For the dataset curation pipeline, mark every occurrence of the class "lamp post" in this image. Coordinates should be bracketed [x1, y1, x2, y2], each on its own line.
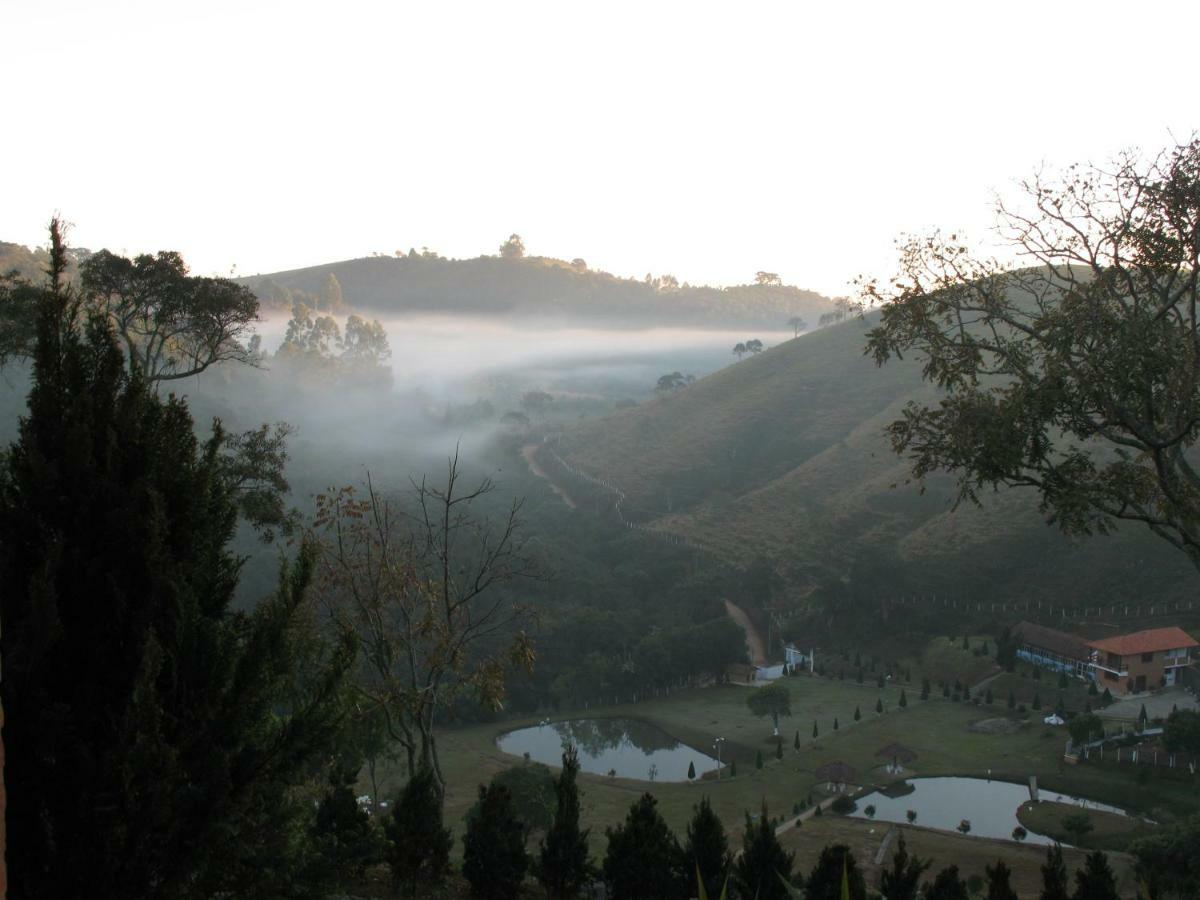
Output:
[713, 737, 725, 779]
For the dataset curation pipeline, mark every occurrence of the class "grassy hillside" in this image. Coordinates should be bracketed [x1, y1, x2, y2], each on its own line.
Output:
[245, 253, 835, 328]
[553, 312, 1200, 611]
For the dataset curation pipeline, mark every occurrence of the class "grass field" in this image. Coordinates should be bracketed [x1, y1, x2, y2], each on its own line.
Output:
[777, 815, 1140, 899]
[422, 673, 1196, 864]
[1015, 800, 1158, 853]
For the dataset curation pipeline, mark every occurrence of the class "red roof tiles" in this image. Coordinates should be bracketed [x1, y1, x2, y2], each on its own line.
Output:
[1087, 627, 1198, 657]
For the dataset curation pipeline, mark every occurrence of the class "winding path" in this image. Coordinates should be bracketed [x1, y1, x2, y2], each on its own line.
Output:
[521, 443, 577, 509]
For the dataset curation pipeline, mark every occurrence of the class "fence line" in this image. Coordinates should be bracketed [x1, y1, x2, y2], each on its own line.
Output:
[538, 437, 712, 553]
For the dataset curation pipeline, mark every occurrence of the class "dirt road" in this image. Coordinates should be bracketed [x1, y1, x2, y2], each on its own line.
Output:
[521, 444, 577, 509]
[725, 599, 767, 666]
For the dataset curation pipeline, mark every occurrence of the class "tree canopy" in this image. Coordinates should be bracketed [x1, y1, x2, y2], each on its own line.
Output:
[865, 139, 1200, 569]
[500, 233, 526, 259]
[0, 220, 352, 897]
[79, 246, 260, 382]
[746, 681, 792, 733]
[1164, 708, 1200, 754]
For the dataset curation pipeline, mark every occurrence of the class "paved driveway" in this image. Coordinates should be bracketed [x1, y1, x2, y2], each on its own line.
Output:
[1103, 686, 1198, 720]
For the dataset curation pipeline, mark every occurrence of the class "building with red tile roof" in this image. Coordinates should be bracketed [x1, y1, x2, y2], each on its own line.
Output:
[1088, 627, 1198, 695]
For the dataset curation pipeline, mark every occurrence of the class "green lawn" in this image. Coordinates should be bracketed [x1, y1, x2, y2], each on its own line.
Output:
[1015, 800, 1158, 854]
[986, 668, 1095, 713]
[422, 674, 1196, 860]
[779, 816, 1139, 899]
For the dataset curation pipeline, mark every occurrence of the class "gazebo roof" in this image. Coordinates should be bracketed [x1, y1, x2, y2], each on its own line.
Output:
[876, 742, 918, 763]
[814, 761, 857, 783]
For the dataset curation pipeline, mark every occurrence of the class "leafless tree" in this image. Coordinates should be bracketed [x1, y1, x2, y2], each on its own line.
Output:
[312, 452, 539, 793]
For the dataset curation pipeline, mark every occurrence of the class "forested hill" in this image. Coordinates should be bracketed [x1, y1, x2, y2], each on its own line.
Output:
[551, 312, 1199, 610]
[245, 253, 836, 328]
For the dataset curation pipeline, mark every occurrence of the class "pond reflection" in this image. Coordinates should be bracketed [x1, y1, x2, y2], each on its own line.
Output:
[497, 718, 720, 782]
[853, 777, 1128, 845]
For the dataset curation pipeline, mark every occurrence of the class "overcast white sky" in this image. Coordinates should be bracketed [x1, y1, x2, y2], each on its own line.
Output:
[3, 0, 1197, 297]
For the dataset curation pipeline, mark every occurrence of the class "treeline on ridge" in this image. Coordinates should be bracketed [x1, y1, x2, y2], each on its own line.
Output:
[246, 245, 835, 329]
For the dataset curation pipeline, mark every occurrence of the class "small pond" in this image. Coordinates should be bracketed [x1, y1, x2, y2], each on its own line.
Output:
[497, 718, 720, 782]
[852, 776, 1128, 846]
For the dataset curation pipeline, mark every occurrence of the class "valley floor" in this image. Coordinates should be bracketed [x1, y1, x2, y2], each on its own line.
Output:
[388, 671, 1192, 897]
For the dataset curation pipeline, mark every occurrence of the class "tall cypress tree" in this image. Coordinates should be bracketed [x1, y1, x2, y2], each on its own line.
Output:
[805, 844, 866, 900]
[986, 860, 1019, 900]
[308, 765, 384, 888]
[0, 221, 352, 898]
[684, 796, 732, 900]
[602, 793, 687, 900]
[1040, 843, 1070, 900]
[879, 834, 930, 900]
[1071, 850, 1120, 900]
[536, 745, 593, 898]
[734, 802, 796, 900]
[386, 764, 453, 896]
[462, 783, 529, 900]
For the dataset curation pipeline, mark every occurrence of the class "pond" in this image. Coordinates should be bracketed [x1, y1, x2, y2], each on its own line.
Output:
[852, 776, 1128, 846]
[497, 718, 721, 782]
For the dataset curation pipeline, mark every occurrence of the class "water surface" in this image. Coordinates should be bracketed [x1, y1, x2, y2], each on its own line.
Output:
[497, 718, 720, 782]
[852, 776, 1127, 845]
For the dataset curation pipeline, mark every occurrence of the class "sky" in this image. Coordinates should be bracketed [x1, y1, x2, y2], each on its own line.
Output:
[3, 0, 1198, 297]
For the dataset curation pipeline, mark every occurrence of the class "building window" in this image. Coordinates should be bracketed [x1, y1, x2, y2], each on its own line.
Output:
[1141, 652, 1154, 663]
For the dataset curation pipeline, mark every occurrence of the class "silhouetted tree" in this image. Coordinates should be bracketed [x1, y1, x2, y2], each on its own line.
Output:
[684, 797, 732, 900]
[657, 371, 688, 391]
[78, 245, 261, 383]
[734, 802, 795, 900]
[0, 220, 353, 898]
[602, 794, 687, 900]
[463, 783, 530, 900]
[924, 865, 970, 900]
[755, 271, 782, 286]
[308, 765, 385, 888]
[386, 766, 453, 896]
[486, 763, 556, 843]
[1071, 850, 1121, 900]
[500, 233, 526, 258]
[879, 834, 930, 900]
[1164, 708, 1200, 754]
[865, 139, 1200, 571]
[1040, 843, 1070, 900]
[536, 747, 592, 899]
[788, 315, 807, 336]
[805, 844, 866, 900]
[985, 860, 1018, 900]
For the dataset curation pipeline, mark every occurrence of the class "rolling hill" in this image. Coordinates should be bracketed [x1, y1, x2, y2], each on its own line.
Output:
[245, 253, 836, 328]
[551, 312, 1200, 610]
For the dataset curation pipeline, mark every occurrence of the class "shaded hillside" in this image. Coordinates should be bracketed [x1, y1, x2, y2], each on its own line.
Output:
[246, 253, 835, 328]
[554, 313, 1200, 608]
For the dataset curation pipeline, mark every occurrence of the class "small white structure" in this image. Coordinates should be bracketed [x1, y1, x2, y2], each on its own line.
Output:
[1043, 713, 1066, 726]
[784, 643, 815, 672]
[755, 663, 786, 682]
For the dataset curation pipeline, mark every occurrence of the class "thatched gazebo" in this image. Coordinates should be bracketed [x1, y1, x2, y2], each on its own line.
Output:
[877, 742, 918, 774]
[814, 761, 857, 792]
